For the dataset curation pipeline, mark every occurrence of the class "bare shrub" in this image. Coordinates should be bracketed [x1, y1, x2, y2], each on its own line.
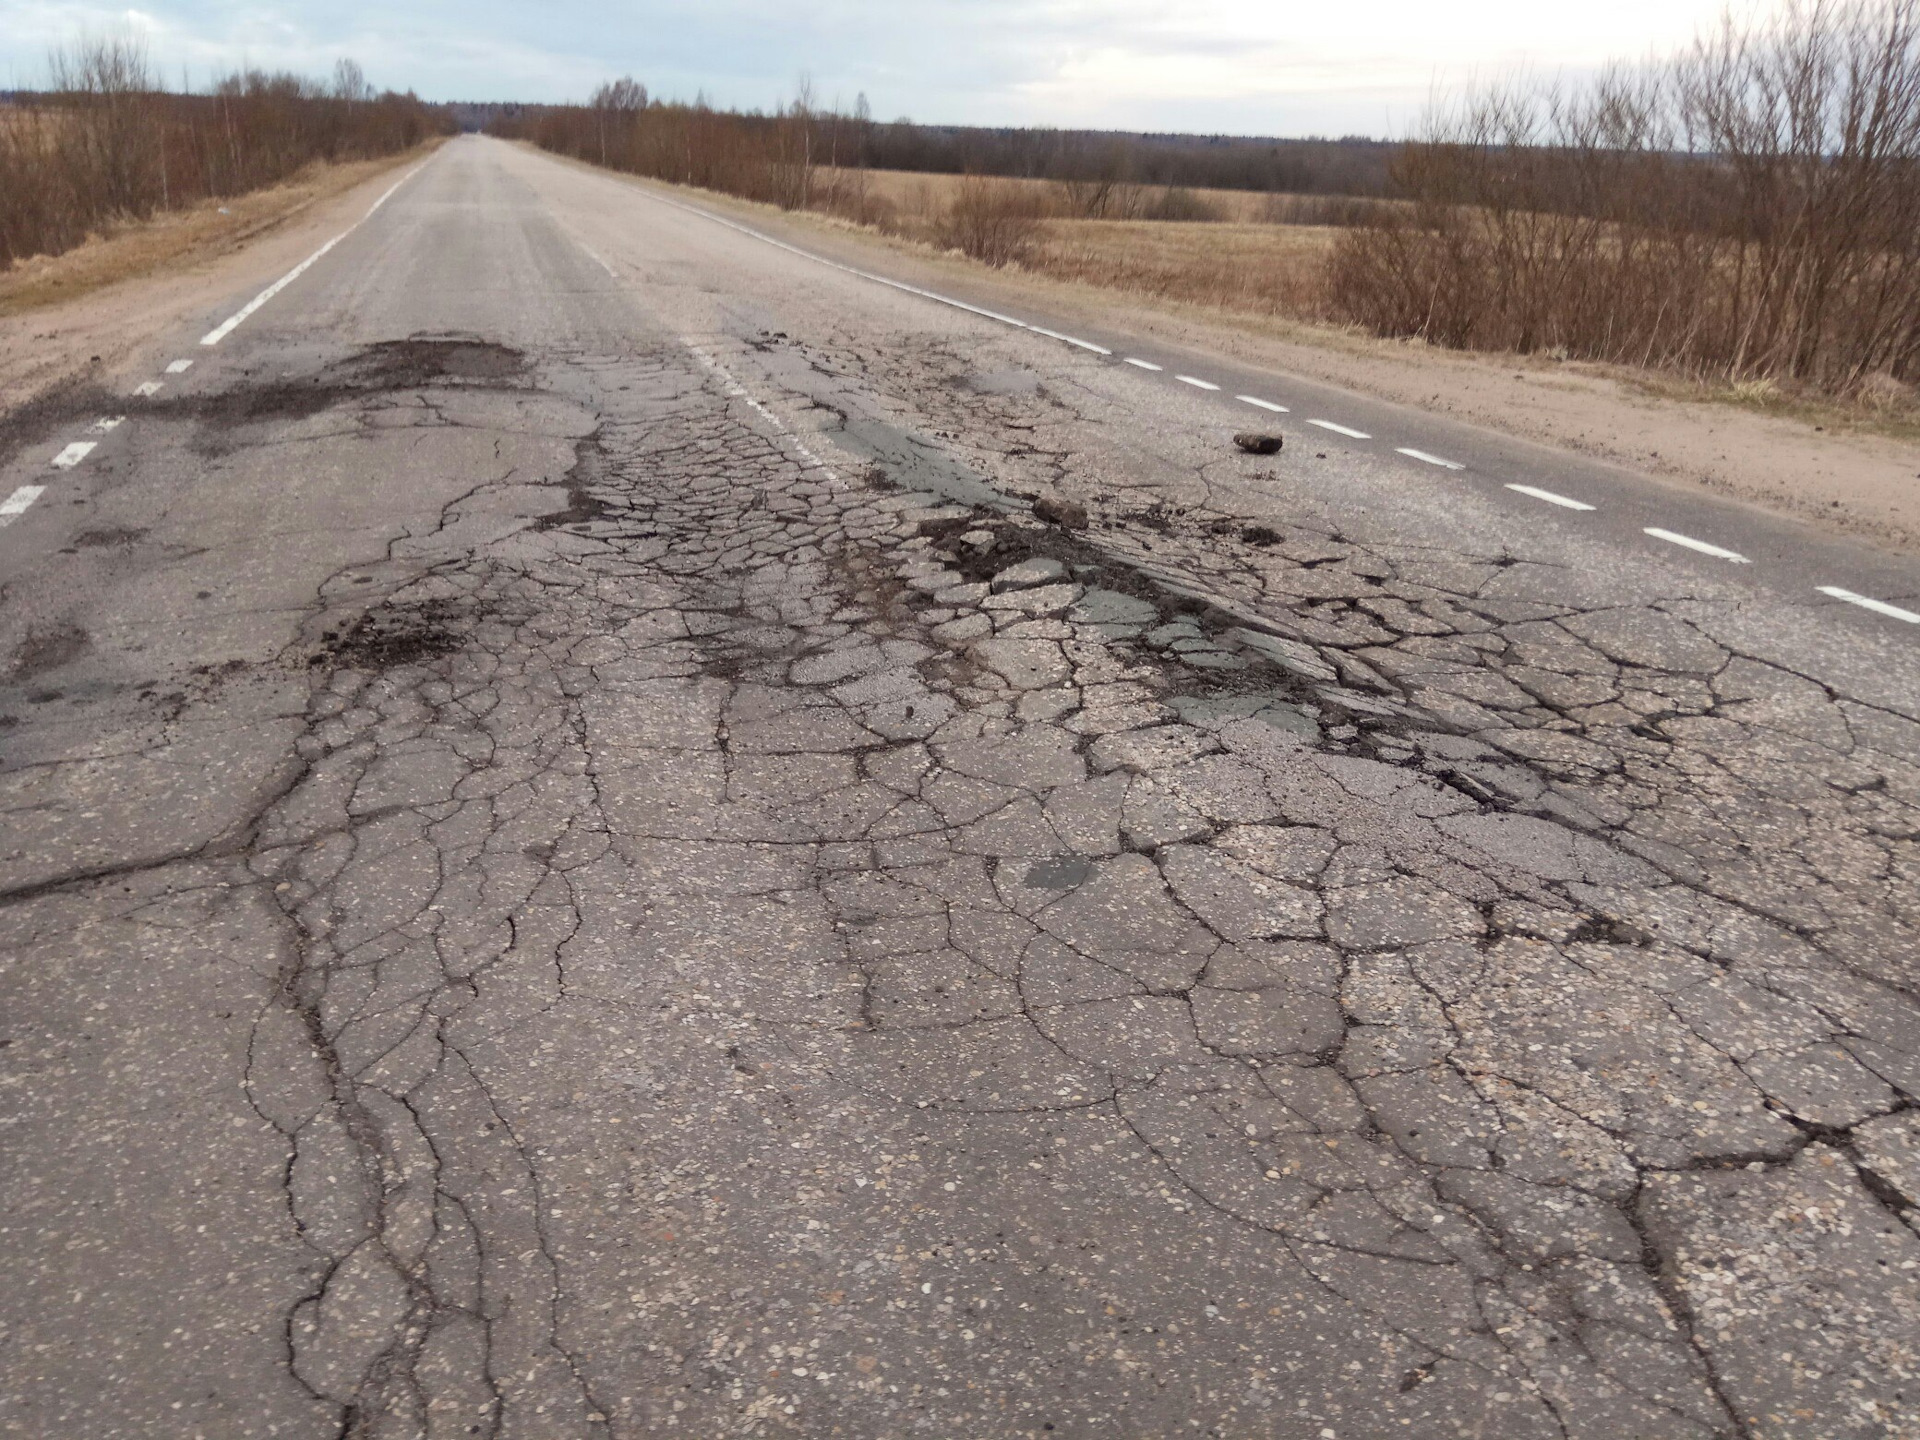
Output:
[934, 175, 1044, 266]
[0, 35, 446, 269]
[1332, 0, 1920, 397]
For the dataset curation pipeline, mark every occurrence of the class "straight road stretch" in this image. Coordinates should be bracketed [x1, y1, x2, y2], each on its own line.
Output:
[2, 135, 1918, 1440]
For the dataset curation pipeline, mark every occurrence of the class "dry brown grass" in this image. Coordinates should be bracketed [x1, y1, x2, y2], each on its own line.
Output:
[1334, 0, 1920, 401]
[818, 167, 1283, 226]
[0, 144, 437, 317]
[1025, 220, 1336, 315]
[807, 168, 1340, 292]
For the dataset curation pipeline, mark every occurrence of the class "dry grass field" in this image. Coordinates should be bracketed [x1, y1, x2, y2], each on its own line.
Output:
[811, 168, 1340, 317]
[822, 166, 1282, 224]
[1025, 219, 1335, 316]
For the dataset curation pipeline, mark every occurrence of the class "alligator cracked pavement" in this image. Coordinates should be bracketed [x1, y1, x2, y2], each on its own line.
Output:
[2, 136, 1918, 1440]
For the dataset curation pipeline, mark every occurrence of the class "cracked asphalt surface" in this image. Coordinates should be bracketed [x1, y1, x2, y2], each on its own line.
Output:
[3, 136, 1918, 1439]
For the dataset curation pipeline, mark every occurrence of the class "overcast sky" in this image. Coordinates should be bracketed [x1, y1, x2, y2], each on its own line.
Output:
[2, 0, 1754, 137]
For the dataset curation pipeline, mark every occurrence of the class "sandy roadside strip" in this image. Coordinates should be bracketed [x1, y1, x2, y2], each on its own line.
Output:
[554, 156, 1920, 558]
[0, 142, 441, 422]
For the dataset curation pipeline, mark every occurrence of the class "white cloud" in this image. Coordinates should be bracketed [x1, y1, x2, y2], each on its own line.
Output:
[0, 0, 1761, 132]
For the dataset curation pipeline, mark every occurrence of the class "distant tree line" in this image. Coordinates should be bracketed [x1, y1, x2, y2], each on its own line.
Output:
[856, 123, 1394, 197]
[486, 92, 1394, 201]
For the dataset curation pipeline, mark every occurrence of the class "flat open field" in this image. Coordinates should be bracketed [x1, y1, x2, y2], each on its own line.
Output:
[818, 167, 1341, 315]
[826, 165, 1287, 223]
[1028, 218, 1335, 315]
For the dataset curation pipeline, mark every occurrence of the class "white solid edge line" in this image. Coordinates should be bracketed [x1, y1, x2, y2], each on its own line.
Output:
[1176, 375, 1221, 391]
[638, 186, 1037, 331]
[1124, 358, 1163, 371]
[51, 441, 97, 469]
[201, 235, 345, 345]
[0, 484, 46, 518]
[363, 167, 421, 218]
[1030, 326, 1111, 355]
[1645, 527, 1750, 562]
[1309, 419, 1371, 439]
[1237, 395, 1287, 413]
[200, 161, 427, 347]
[1506, 483, 1594, 511]
[1398, 447, 1463, 470]
[1818, 586, 1920, 624]
[165, 359, 194, 374]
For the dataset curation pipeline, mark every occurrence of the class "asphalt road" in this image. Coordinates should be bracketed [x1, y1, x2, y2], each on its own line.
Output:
[2, 135, 1918, 1440]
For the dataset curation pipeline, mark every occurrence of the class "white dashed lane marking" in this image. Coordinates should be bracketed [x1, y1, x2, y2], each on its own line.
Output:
[1237, 395, 1288, 413]
[165, 359, 194, 374]
[1124, 358, 1163, 371]
[1398, 447, 1463, 470]
[51, 441, 97, 469]
[1645, 527, 1750, 563]
[1819, 587, 1920, 623]
[1176, 375, 1221, 391]
[1309, 419, 1371, 439]
[133, 381, 162, 397]
[0, 485, 46, 525]
[1506, 484, 1595, 512]
[90, 416, 125, 434]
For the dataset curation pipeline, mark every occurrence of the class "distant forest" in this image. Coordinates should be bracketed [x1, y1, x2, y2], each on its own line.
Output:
[460, 101, 1395, 198]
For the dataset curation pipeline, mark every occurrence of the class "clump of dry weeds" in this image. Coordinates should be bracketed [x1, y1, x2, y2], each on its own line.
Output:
[1332, 0, 1920, 402]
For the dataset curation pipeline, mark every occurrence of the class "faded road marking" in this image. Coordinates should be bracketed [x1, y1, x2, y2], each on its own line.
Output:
[1506, 483, 1594, 511]
[1309, 419, 1371, 439]
[1646, 527, 1750, 562]
[0, 485, 46, 525]
[1818, 586, 1920, 624]
[1031, 327, 1110, 355]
